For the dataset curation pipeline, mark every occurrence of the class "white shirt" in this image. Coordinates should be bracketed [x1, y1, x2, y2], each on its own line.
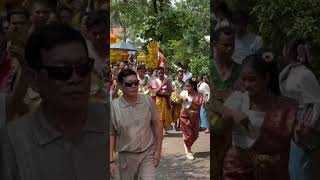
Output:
[183, 71, 192, 82]
[224, 91, 265, 149]
[279, 63, 320, 130]
[197, 81, 210, 102]
[233, 33, 263, 64]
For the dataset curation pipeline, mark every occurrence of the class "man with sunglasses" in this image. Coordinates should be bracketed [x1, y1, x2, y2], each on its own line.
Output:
[110, 69, 163, 180]
[0, 24, 108, 180]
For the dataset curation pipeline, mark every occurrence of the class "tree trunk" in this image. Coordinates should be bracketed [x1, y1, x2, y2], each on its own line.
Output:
[152, 0, 158, 15]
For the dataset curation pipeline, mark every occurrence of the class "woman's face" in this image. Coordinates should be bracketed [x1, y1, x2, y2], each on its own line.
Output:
[282, 45, 292, 65]
[157, 69, 164, 79]
[239, 64, 269, 98]
[152, 70, 157, 76]
[185, 82, 194, 93]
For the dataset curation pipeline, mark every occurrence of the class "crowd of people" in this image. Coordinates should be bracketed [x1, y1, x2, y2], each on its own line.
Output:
[0, 0, 109, 179]
[109, 59, 211, 179]
[0, 0, 319, 180]
[210, 2, 320, 180]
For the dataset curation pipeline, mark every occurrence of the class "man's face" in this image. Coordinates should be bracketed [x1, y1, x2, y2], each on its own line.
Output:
[9, 14, 29, 32]
[137, 68, 145, 77]
[177, 72, 183, 81]
[183, 67, 187, 73]
[157, 69, 164, 79]
[31, 3, 50, 27]
[119, 62, 126, 70]
[120, 74, 139, 97]
[112, 65, 119, 74]
[2, 21, 9, 34]
[34, 42, 91, 110]
[234, 20, 248, 38]
[88, 23, 107, 51]
[215, 33, 235, 59]
[60, 10, 72, 25]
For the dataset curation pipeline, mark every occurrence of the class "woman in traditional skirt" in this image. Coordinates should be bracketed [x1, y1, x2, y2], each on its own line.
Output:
[214, 50, 299, 180]
[180, 78, 203, 160]
[151, 67, 173, 131]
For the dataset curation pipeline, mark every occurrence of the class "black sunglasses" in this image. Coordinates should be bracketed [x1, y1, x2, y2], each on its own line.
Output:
[124, 80, 139, 87]
[40, 58, 94, 81]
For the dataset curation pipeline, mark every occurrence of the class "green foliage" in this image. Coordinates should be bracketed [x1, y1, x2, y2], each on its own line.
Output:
[224, 0, 320, 79]
[111, 0, 210, 77]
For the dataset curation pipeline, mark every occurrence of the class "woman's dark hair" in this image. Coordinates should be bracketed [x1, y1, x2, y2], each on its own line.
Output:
[186, 78, 198, 92]
[242, 49, 281, 95]
[118, 69, 137, 84]
[285, 38, 311, 67]
[215, 1, 232, 20]
[157, 67, 164, 72]
[200, 74, 208, 83]
[213, 26, 235, 45]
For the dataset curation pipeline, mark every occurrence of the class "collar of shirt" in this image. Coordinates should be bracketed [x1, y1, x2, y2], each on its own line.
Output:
[118, 94, 144, 108]
[33, 102, 108, 146]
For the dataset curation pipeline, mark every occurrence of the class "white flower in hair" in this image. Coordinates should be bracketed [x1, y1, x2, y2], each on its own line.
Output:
[192, 78, 196, 81]
[262, 52, 274, 62]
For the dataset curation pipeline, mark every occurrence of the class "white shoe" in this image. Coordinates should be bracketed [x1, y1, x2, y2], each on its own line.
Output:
[186, 153, 195, 160]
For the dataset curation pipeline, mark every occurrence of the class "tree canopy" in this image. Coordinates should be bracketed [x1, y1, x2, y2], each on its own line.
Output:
[111, 0, 210, 77]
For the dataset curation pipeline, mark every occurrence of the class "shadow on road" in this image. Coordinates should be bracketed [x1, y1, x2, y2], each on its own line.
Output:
[164, 133, 183, 138]
[156, 152, 210, 180]
[194, 151, 210, 159]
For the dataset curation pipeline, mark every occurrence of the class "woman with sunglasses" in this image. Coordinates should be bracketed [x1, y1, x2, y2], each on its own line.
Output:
[179, 78, 203, 160]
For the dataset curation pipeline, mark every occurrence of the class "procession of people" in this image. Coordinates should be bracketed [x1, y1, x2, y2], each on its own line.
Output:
[0, 0, 319, 180]
[109, 59, 211, 179]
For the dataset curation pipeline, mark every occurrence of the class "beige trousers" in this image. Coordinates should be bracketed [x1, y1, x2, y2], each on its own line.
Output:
[118, 146, 156, 180]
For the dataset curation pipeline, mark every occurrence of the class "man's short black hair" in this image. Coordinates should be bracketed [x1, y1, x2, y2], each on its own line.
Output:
[137, 64, 145, 71]
[7, 7, 30, 22]
[85, 10, 108, 30]
[25, 24, 88, 70]
[118, 69, 137, 84]
[213, 26, 235, 44]
[157, 67, 164, 72]
[112, 64, 119, 68]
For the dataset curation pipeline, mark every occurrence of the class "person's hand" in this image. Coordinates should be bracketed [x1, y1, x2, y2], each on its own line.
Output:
[253, 154, 280, 168]
[232, 110, 250, 130]
[294, 107, 314, 144]
[154, 150, 161, 167]
[161, 80, 167, 87]
[181, 96, 188, 101]
[7, 42, 25, 64]
[110, 162, 117, 178]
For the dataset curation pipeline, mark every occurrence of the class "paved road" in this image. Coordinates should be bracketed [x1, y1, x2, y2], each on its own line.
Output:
[112, 130, 210, 180]
[156, 130, 210, 180]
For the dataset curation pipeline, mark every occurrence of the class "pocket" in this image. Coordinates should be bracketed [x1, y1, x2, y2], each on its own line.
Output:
[119, 154, 128, 169]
